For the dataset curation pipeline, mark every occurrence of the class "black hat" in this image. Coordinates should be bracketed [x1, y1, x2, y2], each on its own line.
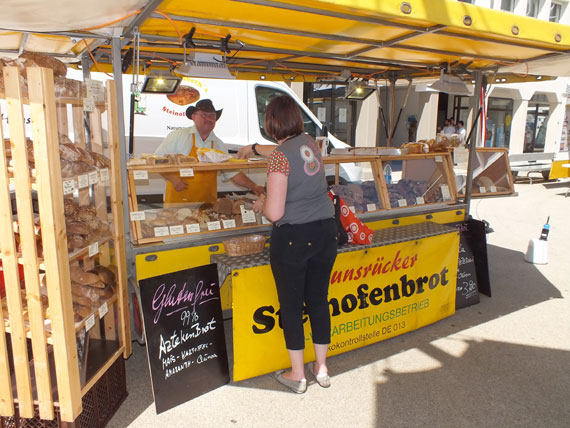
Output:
[186, 99, 222, 120]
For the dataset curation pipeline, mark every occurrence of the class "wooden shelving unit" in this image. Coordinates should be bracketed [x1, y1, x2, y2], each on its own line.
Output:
[0, 66, 130, 423]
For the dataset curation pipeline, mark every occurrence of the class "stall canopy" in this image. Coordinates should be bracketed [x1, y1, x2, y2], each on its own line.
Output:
[2, 0, 570, 83]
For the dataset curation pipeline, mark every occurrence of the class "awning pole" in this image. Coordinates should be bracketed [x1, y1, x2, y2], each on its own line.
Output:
[464, 71, 484, 219]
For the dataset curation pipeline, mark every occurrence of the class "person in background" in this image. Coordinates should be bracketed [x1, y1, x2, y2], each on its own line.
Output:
[443, 118, 456, 135]
[251, 95, 338, 394]
[457, 120, 466, 142]
[154, 99, 264, 206]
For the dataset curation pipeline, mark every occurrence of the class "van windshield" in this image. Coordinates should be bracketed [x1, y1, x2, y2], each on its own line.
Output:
[255, 86, 317, 141]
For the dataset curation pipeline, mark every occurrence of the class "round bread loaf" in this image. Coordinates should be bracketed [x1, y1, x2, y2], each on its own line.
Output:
[167, 85, 200, 106]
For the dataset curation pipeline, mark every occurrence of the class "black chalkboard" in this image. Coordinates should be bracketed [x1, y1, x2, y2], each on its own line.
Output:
[139, 264, 229, 414]
[451, 219, 491, 309]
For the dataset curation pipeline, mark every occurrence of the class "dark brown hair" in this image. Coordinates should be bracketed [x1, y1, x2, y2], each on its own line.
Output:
[264, 95, 304, 141]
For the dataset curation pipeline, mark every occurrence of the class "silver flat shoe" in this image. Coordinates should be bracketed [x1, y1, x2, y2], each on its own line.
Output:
[308, 363, 331, 388]
[275, 371, 307, 394]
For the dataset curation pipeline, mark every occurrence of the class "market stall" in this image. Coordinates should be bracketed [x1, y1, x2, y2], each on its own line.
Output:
[2, 0, 570, 422]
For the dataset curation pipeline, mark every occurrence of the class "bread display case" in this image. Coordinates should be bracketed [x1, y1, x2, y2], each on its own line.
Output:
[456, 148, 514, 197]
[127, 153, 458, 245]
[378, 153, 457, 209]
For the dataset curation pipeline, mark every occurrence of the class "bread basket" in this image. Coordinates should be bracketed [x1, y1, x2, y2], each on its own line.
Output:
[223, 234, 267, 257]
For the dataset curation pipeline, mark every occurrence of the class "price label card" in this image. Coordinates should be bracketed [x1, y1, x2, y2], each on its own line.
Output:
[88, 171, 99, 185]
[207, 220, 221, 231]
[154, 226, 169, 237]
[440, 184, 451, 201]
[398, 199, 407, 207]
[489, 185, 497, 193]
[479, 186, 486, 194]
[133, 170, 148, 180]
[63, 179, 75, 195]
[261, 215, 272, 225]
[435, 155, 443, 163]
[83, 97, 95, 112]
[99, 168, 109, 182]
[98, 302, 108, 318]
[349, 206, 356, 213]
[86, 79, 105, 102]
[130, 211, 146, 221]
[179, 168, 194, 177]
[78, 174, 89, 189]
[88, 242, 99, 257]
[240, 205, 256, 223]
[222, 219, 236, 229]
[85, 314, 95, 331]
[367, 203, 376, 212]
[186, 223, 201, 233]
[169, 225, 185, 235]
[416, 196, 425, 205]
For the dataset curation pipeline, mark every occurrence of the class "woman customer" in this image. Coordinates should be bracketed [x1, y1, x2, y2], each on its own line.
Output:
[251, 96, 338, 394]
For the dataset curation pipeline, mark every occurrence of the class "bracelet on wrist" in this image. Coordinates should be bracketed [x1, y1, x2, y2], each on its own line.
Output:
[252, 143, 260, 156]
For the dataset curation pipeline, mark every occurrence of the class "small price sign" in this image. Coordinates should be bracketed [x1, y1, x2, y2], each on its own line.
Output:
[88, 171, 99, 185]
[133, 170, 148, 180]
[416, 196, 425, 205]
[222, 219, 236, 229]
[154, 226, 169, 237]
[130, 211, 146, 221]
[78, 174, 89, 189]
[207, 221, 222, 231]
[63, 179, 75, 195]
[398, 199, 407, 207]
[240, 205, 256, 223]
[98, 302, 108, 318]
[89, 242, 99, 257]
[99, 168, 109, 182]
[169, 225, 185, 235]
[367, 203, 376, 211]
[85, 314, 95, 332]
[186, 224, 200, 233]
[179, 168, 194, 177]
[441, 184, 451, 201]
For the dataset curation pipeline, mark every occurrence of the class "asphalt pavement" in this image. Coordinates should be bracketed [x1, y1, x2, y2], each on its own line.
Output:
[108, 176, 570, 428]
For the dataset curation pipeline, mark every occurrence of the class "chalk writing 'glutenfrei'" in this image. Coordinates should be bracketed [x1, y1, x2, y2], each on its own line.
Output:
[152, 280, 219, 324]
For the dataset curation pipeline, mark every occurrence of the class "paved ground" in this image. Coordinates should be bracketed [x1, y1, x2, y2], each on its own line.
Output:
[108, 177, 570, 428]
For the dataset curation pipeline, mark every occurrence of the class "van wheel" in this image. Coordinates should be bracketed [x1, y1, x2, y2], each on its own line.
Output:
[327, 176, 348, 186]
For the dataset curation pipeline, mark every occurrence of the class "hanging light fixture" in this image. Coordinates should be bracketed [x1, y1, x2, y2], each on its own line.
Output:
[140, 70, 181, 94]
[428, 69, 471, 95]
[345, 80, 376, 100]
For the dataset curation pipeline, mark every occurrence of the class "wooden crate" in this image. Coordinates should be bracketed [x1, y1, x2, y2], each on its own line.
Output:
[0, 66, 130, 423]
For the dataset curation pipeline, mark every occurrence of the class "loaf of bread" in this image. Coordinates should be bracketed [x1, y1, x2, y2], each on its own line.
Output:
[66, 220, 90, 235]
[71, 282, 100, 306]
[69, 265, 101, 285]
[89, 265, 116, 286]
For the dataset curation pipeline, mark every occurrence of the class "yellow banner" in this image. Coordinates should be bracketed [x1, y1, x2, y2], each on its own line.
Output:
[232, 232, 459, 381]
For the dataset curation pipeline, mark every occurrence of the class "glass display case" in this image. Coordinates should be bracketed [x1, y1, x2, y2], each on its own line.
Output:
[127, 160, 270, 244]
[378, 153, 457, 209]
[127, 153, 458, 244]
[456, 148, 514, 197]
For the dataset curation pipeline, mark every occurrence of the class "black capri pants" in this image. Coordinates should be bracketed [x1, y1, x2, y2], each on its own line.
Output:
[269, 217, 338, 350]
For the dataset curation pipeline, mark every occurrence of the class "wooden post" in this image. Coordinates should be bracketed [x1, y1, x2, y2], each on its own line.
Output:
[106, 81, 132, 357]
[3, 67, 35, 419]
[28, 67, 82, 422]
[0, 89, 16, 419]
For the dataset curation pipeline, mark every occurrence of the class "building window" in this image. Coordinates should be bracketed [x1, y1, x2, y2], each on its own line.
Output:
[305, 83, 357, 146]
[524, 94, 550, 153]
[526, 0, 540, 18]
[500, 0, 514, 12]
[485, 97, 514, 149]
[550, 2, 562, 22]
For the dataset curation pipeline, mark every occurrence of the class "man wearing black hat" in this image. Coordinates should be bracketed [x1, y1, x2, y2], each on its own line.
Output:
[155, 99, 264, 205]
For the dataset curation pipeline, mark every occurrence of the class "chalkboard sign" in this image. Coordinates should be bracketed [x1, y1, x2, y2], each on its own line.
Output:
[139, 264, 229, 414]
[451, 219, 491, 309]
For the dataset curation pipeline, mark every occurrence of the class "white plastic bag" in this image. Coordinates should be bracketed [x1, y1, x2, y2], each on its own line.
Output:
[196, 147, 233, 163]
